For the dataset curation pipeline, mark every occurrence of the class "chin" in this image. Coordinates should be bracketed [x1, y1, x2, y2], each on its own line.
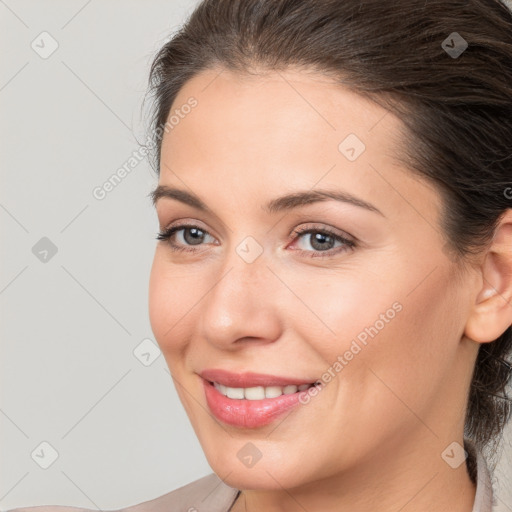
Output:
[202, 443, 313, 491]
[218, 465, 306, 491]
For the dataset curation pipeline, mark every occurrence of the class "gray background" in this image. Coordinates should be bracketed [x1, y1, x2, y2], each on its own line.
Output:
[1, 0, 511, 510]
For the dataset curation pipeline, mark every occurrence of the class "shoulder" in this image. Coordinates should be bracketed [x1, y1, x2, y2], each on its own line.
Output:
[6, 473, 239, 512]
[464, 438, 495, 512]
[119, 473, 239, 512]
[5, 507, 91, 512]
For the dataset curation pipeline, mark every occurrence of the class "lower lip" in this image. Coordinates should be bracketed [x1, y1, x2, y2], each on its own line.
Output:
[203, 379, 309, 428]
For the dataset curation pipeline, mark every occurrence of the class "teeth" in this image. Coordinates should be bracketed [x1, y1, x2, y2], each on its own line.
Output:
[226, 386, 244, 399]
[213, 382, 313, 400]
[245, 386, 266, 400]
[265, 386, 283, 398]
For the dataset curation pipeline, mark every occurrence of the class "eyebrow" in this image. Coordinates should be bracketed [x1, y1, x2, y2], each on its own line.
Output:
[150, 185, 384, 217]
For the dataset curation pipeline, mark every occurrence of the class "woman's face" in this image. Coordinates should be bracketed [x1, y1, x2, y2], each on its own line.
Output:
[149, 67, 478, 490]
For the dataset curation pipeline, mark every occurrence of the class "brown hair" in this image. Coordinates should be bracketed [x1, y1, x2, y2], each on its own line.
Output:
[145, 0, 512, 467]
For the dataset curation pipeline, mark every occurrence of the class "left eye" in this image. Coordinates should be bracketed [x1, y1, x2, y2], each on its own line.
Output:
[156, 224, 356, 258]
[289, 227, 356, 258]
[293, 229, 352, 253]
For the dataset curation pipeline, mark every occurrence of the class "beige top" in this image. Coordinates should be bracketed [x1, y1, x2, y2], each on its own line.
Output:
[9, 441, 494, 512]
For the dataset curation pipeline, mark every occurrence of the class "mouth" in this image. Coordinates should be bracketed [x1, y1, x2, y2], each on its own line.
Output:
[199, 368, 320, 388]
[209, 380, 318, 400]
[199, 369, 322, 428]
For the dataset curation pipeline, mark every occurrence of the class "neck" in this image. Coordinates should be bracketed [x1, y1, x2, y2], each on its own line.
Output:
[231, 434, 477, 512]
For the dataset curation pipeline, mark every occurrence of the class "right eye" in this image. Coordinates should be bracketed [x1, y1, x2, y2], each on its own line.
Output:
[156, 224, 217, 253]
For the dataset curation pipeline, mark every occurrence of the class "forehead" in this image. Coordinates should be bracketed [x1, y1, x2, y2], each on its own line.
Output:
[158, 66, 442, 232]
[161, 67, 403, 172]
[167, 66, 395, 140]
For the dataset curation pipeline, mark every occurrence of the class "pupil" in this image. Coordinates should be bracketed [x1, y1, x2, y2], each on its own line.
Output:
[185, 227, 204, 245]
[312, 233, 333, 251]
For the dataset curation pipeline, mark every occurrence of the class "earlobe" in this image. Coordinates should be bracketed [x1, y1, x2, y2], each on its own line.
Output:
[464, 210, 512, 344]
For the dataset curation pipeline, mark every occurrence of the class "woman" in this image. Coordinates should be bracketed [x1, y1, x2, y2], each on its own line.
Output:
[10, 0, 512, 511]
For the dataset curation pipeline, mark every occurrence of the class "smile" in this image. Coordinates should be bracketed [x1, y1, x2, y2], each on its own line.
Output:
[212, 381, 316, 400]
[200, 369, 321, 428]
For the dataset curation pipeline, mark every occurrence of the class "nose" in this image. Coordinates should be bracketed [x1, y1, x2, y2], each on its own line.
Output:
[199, 250, 283, 350]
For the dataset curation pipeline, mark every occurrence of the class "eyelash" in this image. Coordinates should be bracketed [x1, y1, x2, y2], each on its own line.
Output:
[156, 223, 356, 259]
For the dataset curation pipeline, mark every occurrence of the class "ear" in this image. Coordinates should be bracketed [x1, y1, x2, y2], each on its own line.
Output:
[464, 209, 512, 343]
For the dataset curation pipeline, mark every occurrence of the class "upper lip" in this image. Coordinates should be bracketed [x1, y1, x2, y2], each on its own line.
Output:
[199, 368, 317, 388]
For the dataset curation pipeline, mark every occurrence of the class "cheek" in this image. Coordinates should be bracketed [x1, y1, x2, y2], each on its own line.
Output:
[291, 261, 459, 414]
[148, 251, 194, 360]
[282, 265, 404, 362]
[337, 266, 462, 436]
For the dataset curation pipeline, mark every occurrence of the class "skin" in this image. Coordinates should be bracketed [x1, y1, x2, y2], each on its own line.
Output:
[148, 67, 512, 512]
